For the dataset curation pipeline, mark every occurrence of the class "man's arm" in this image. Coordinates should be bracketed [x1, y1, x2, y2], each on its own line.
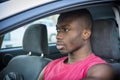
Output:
[86, 64, 115, 80]
[38, 67, 45, 80]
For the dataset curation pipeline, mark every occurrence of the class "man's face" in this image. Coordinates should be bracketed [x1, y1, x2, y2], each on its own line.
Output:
[56, 18, 85, 54]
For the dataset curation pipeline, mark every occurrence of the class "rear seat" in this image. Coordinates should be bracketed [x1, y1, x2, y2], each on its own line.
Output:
[91, 19, 120, 80]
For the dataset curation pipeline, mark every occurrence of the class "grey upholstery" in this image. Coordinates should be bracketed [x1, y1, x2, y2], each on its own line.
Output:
[91, 19, 120, 79]
[0, 24, 51, 80]
[91, 19, 120, 59]
[23, 24, 48, 55]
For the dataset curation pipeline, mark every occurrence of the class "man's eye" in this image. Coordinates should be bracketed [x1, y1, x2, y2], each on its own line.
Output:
[63, 28, 69, 32]
[56, 29, 60, 32]
[56, 28, 70, 32]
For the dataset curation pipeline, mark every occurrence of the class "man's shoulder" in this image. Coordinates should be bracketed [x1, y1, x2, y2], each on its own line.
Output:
[84, 54, 107, 70]
[87, 63, 115, 80]
[89, 53, 106, 63]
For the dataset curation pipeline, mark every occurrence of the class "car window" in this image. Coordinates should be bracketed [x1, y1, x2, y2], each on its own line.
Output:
[1, 14, 59, 49]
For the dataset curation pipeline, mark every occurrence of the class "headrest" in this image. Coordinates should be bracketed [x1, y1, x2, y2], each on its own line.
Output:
[91, 19, 120, 60]
[23, 24, 48, 55]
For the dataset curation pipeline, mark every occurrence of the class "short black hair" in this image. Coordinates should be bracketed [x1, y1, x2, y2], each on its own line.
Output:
[57, 9, 93, 29]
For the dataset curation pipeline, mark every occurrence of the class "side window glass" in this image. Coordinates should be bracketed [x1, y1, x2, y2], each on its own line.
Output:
[1, 14, 59, 49]
[1, 27, 27, 48]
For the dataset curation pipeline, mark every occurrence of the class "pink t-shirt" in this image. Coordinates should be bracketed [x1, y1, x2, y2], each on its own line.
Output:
[44, 54, 106, 80]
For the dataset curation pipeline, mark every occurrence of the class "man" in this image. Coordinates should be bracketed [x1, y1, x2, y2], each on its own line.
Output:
[38, 9, 114, 80]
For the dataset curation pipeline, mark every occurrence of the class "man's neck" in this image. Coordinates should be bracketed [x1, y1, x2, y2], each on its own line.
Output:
[67, 44, 92, 64]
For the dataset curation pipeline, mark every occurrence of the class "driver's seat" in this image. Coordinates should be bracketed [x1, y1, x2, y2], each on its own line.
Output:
[91, 19, 120, 80]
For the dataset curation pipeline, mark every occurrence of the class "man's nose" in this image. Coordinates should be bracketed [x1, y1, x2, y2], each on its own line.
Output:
[56, 32, 63, 40]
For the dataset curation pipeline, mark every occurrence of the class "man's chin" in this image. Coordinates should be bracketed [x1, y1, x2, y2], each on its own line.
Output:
[59, 50, 69, 54]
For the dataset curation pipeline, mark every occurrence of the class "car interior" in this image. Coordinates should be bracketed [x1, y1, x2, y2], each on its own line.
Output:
[0, 2, 120, 80]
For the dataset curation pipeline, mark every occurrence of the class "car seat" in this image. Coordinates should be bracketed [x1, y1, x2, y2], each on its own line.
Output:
[91, 19, 120, 80]
[0, 24, 51, 80]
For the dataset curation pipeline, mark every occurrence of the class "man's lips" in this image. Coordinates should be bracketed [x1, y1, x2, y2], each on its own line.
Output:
[56, 44, 64, 50]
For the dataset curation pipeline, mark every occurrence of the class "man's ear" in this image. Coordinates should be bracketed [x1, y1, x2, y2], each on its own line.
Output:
[82, 29, 91, 40]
